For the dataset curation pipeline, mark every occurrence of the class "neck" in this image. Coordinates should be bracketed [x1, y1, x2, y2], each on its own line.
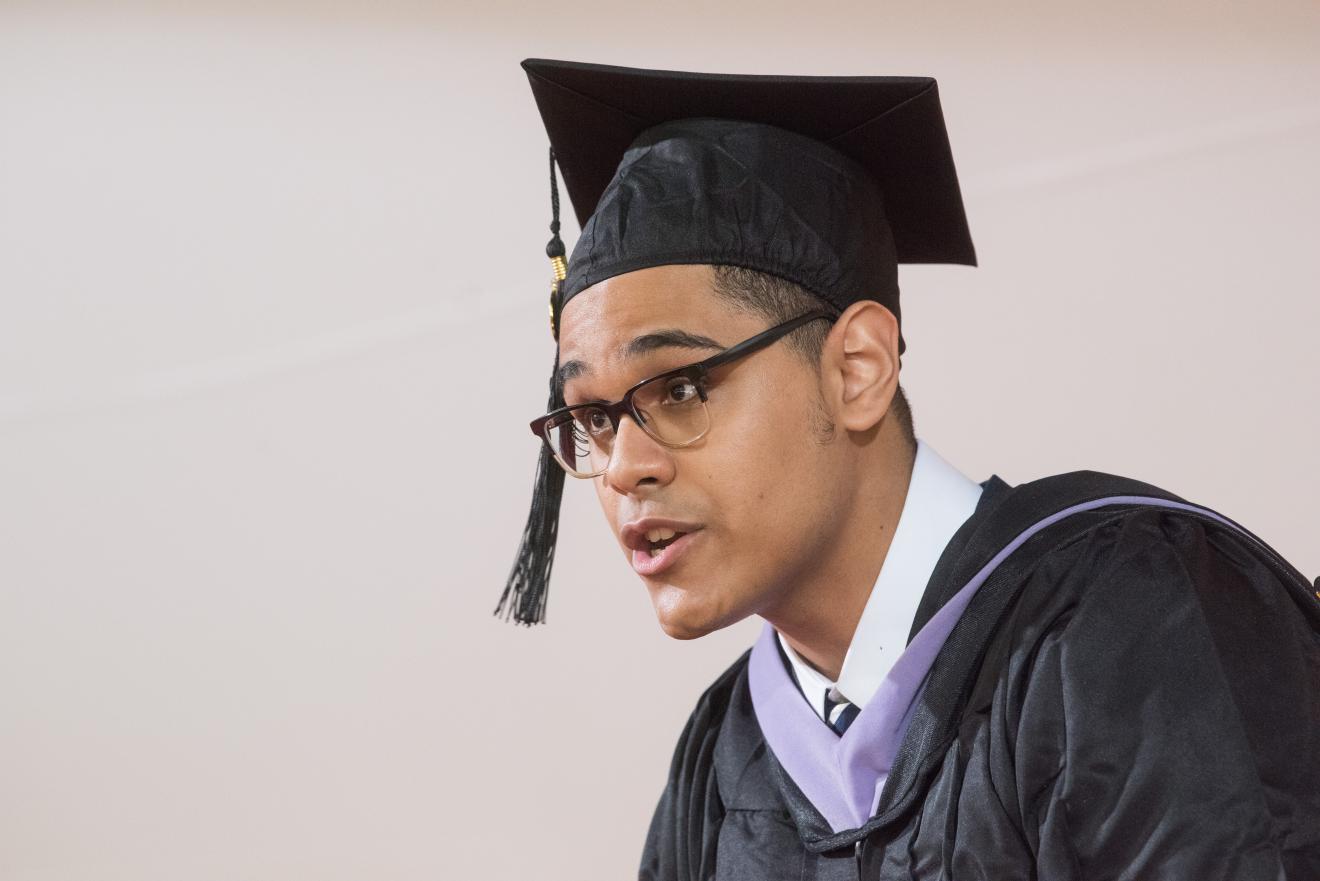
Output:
[762, 431, 916, 682]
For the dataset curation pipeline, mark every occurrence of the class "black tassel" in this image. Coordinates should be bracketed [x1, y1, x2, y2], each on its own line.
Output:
[496, 146, 569, 625]
[495, 352, 566, 625]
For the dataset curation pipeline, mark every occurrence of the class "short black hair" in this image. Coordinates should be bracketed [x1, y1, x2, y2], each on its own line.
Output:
[709, 264, 916, 452]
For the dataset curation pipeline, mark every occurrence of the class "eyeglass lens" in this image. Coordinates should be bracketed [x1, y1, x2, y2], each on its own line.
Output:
[544, 373, 709, 477]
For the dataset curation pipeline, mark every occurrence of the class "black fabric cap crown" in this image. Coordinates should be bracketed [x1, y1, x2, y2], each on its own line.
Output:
[563, 115, 906, 349]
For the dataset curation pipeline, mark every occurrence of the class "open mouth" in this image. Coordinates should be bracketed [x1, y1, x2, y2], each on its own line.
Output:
[645, 530, 688, 556]
[623, 522, 703, 576]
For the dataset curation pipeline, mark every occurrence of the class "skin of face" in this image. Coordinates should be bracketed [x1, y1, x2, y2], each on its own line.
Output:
[556, 263, 909, 657]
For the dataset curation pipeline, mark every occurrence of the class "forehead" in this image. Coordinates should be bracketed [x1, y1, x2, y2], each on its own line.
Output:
[560, 264, 725, 337]
[556, 264, 757, 378]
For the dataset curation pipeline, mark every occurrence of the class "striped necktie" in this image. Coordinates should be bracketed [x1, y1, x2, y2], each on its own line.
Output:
[823, 691, 860, 735]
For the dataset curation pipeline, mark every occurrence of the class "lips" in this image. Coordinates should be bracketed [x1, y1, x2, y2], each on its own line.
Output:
[620, 517, 704, 577]
[630, 529, 700, 577]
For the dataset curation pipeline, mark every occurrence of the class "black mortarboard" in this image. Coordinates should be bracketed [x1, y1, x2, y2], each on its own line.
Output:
[496, 57, 977, 625]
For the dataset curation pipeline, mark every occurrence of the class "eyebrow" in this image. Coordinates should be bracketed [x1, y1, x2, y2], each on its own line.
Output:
[557, 328, 725, 388]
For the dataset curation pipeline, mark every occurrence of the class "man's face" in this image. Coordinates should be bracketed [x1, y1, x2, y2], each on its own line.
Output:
[556, 264, 855, 639]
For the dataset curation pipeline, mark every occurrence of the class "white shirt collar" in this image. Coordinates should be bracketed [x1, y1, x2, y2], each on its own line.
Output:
[777, 437, 984, 721]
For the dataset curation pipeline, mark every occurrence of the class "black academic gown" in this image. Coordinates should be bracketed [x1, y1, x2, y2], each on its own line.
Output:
[639, 472, 1320, 881]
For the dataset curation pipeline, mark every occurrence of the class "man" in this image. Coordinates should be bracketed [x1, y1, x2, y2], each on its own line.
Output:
[498, 57, 1320, 880]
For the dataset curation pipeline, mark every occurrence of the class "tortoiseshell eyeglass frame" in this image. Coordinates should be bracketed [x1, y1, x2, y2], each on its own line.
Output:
[530, 309, 837, 478]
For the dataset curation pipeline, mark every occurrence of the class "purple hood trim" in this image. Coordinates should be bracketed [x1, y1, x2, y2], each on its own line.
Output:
[748, 494, 1240, 833]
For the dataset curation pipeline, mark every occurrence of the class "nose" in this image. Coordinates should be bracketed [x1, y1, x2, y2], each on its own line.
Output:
[602, 413, 676, 496]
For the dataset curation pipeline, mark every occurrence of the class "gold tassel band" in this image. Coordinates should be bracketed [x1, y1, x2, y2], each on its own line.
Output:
[548, 255, 567, 337]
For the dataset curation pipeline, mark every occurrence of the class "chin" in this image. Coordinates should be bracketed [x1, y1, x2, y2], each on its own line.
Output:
[656, 616, 718, 641]
[648, 581, 745, 640]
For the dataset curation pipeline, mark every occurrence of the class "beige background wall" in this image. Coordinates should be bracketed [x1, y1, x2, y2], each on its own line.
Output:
[1, 2, 1316, 879]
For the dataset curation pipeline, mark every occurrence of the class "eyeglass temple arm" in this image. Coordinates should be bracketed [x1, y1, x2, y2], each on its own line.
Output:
[528, 309, 835, 436]
[696, 310, 836, 372]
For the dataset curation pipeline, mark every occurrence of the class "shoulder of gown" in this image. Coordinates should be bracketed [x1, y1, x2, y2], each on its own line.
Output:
[998, 505, 1320, 879]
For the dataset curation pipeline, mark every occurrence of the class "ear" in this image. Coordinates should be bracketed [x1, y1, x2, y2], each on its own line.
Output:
[820, 300, 900, 433]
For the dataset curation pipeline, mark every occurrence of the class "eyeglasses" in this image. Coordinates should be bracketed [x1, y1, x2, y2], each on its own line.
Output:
[530, 310, 836, 478]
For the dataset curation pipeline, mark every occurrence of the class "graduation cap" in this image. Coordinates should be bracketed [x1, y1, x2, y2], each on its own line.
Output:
[496, 57, 977, 625]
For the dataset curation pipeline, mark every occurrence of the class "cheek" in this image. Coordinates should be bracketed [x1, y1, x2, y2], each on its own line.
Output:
[721, 374, 823, 482]
[704, 389, 831, 561]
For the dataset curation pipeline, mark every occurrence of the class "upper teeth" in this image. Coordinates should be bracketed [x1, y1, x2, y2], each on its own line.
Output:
[646, 528, 678, 543]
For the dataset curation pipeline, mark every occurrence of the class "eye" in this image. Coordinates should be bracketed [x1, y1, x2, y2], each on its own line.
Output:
[662, 376, 702, 405]
[574, 407, 613, 438]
